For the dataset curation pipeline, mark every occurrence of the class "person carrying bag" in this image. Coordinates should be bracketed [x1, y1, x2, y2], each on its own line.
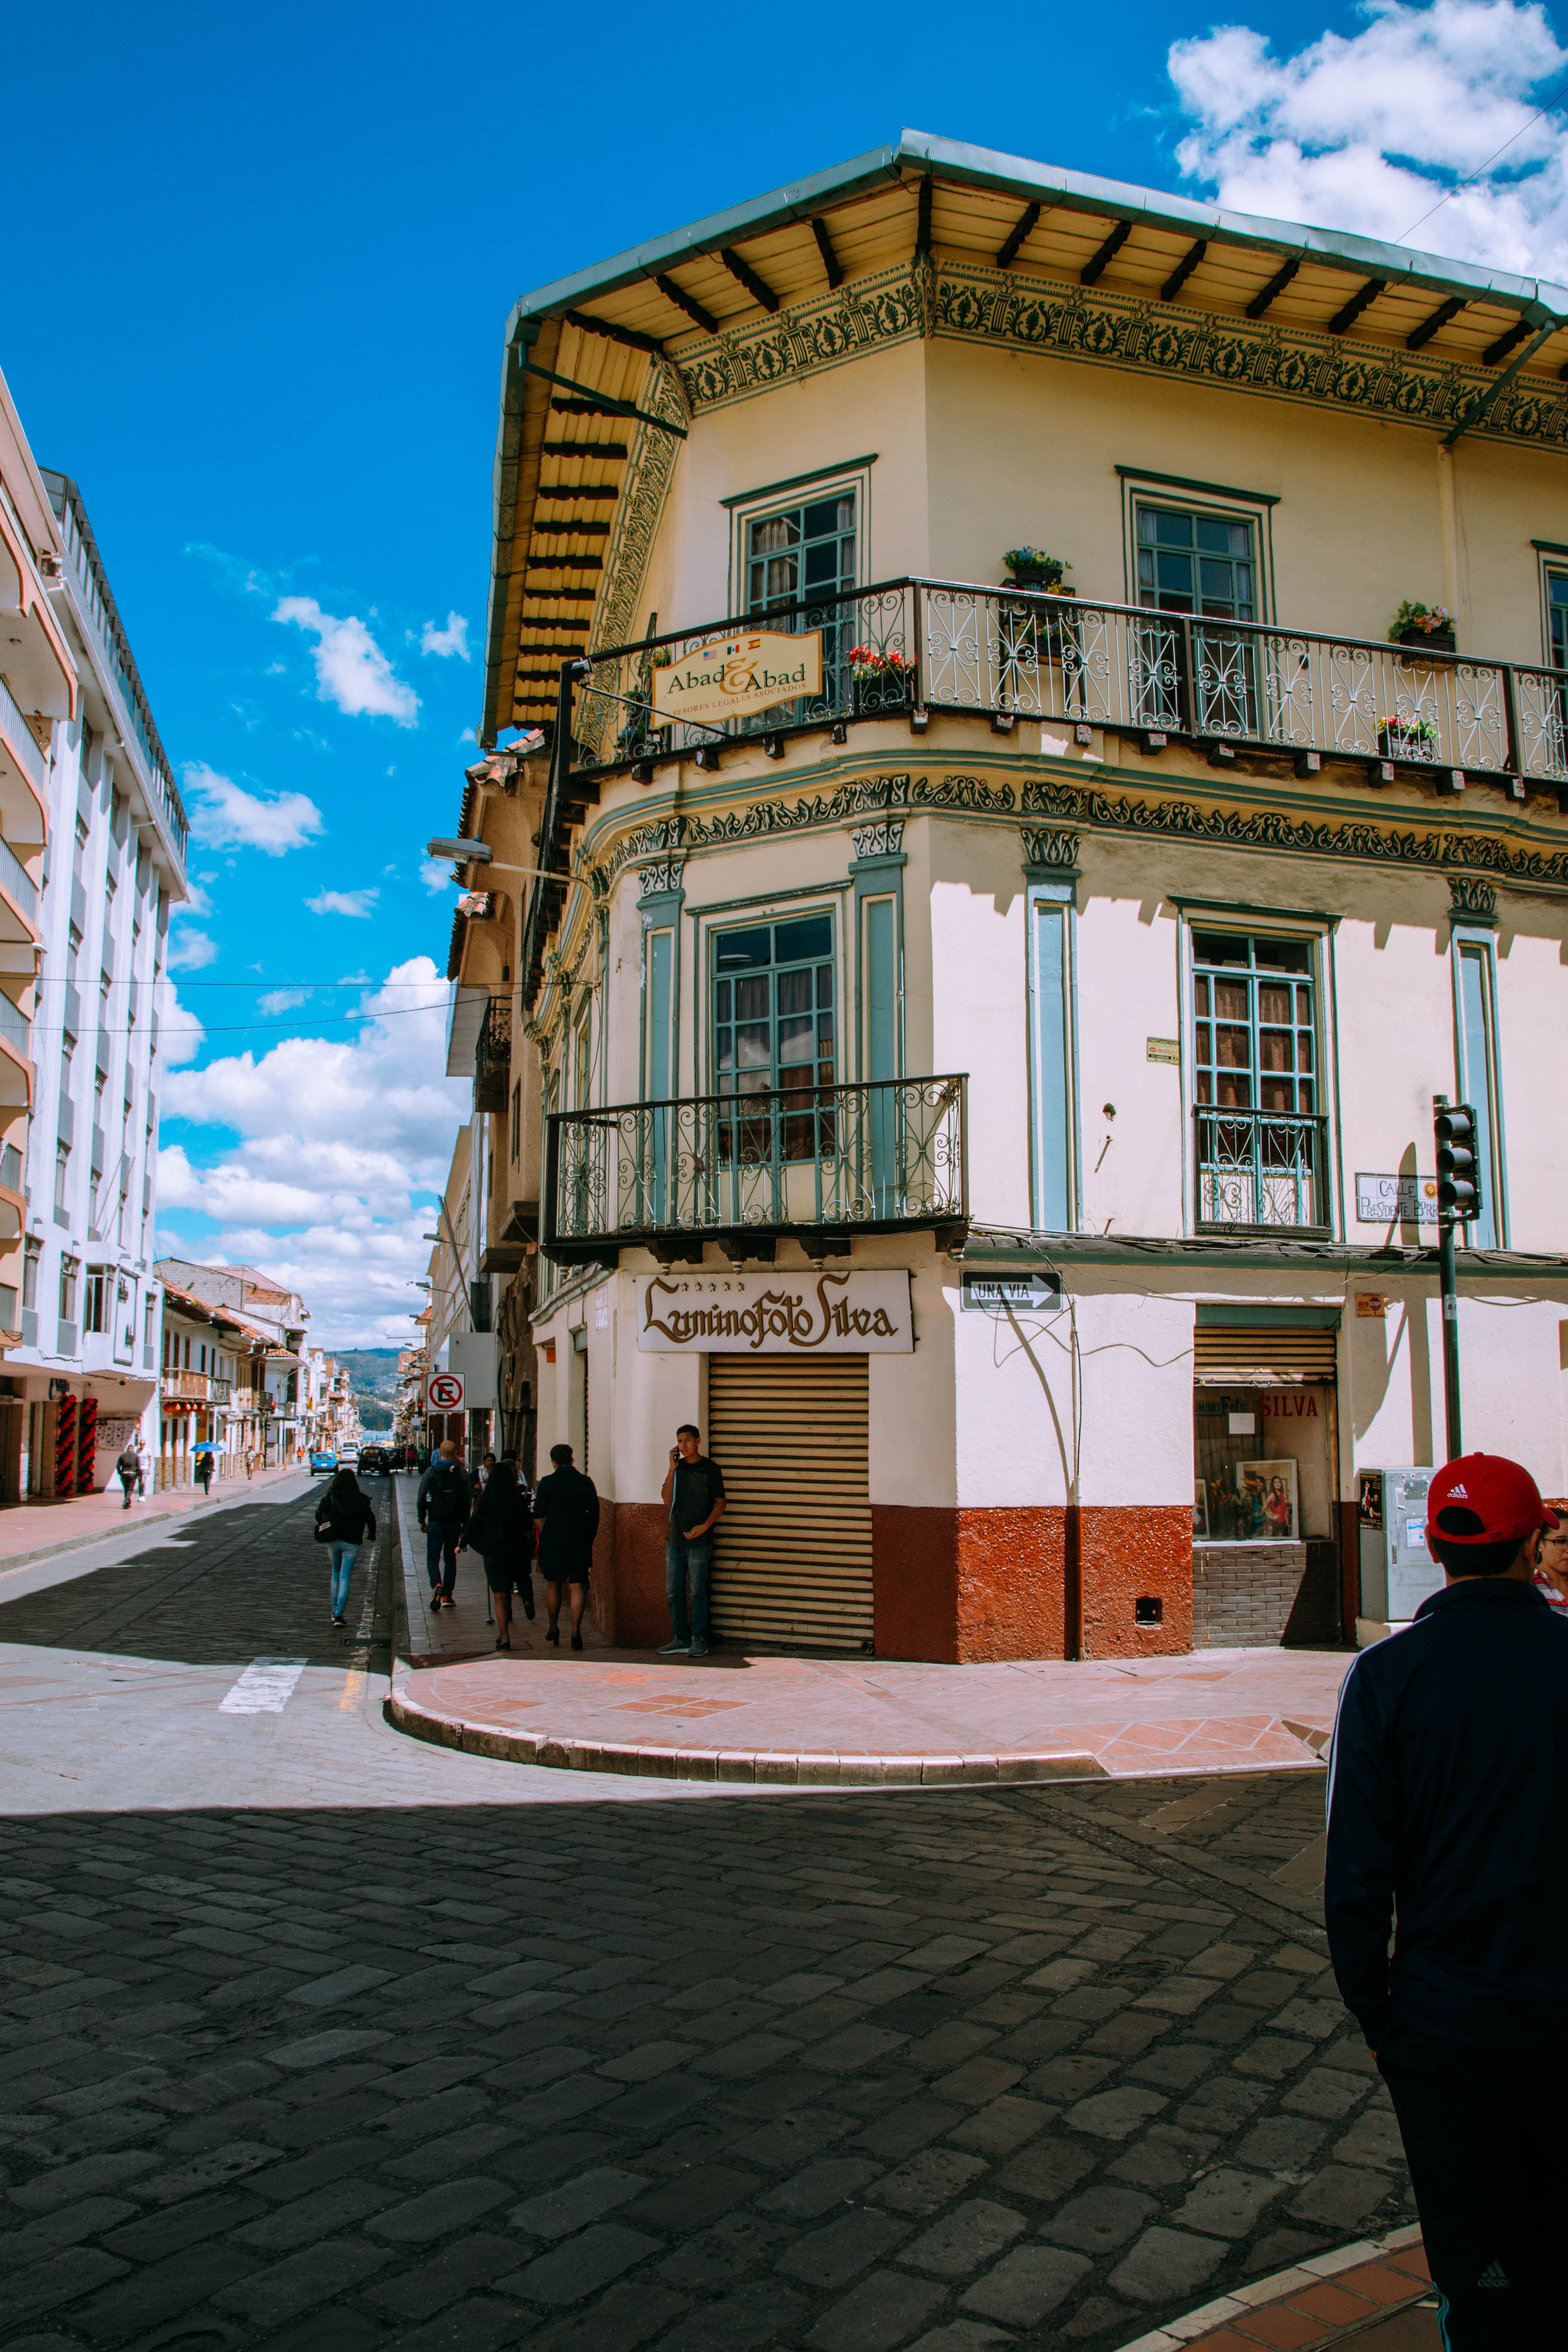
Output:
[462, 1459, 535, 1649]
[313, 1467, 376, 1629]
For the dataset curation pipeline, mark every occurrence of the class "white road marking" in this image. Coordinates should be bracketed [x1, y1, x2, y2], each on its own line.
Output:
[219, 1657, 307, 1715]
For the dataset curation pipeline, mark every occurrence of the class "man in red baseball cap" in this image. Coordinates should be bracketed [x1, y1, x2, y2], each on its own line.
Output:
[1326, 1452, 1568, 2348]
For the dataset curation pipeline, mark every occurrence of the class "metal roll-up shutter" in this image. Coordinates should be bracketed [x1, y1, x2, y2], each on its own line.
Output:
[1193, 1326, 1339, 1384]
[706, 1354, 871, 1653]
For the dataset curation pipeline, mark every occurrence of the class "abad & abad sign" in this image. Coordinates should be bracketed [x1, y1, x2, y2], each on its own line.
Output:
[636, 1270, 912, 1354]
[651, 630, 823, 730]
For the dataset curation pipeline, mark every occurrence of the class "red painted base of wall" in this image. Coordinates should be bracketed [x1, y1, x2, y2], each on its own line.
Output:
[607, 1500, 669, 1649]
[874, 1503, 1193, 1662]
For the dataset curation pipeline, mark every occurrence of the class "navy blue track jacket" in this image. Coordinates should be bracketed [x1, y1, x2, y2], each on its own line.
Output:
[1324, 1576, 1568, 2049]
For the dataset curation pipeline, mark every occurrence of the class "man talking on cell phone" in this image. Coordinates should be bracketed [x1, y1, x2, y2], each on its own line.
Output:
[658, 1423, 725, 1660]
[1325, 1452, 1568, 2349]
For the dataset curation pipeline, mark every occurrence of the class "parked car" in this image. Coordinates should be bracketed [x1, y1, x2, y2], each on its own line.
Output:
[309, 1450, 337, 1476]
[357, 1445, 389, 1476]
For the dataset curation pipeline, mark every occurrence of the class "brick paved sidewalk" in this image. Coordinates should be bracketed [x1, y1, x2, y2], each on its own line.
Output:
[0, 1458, 305, 1580]
[1123, 2224, 1436, 2349]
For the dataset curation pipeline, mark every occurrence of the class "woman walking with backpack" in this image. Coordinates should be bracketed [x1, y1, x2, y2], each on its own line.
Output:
[461, 1458, 535, 1649]
[313, 1466, 377, 1629]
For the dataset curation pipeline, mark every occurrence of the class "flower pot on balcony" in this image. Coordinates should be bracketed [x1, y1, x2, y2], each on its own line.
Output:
[848, 649, 914, 717]
[1396, 624, 1456, 653]
[1379, 720, 1437, 760]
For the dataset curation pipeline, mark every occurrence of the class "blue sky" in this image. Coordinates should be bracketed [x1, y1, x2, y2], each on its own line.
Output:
[5, 0, 1565, 1342]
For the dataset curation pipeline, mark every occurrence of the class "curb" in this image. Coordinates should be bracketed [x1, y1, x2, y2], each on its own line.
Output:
[383, 1684, 1108, 1786]
[1113, 2221, 1427, 2351]
[0, 1467, 307, 1580]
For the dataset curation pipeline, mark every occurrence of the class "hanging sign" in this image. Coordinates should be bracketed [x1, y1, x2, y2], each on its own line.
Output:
[427, 1372, 464, 1410]
[1355, 1173, 1438, 1225]
[636, 1270, 911, 1354]
[651, 629, 823, 730]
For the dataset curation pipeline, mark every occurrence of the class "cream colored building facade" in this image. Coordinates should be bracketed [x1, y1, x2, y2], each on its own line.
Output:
[452, 131, 1568, 1661]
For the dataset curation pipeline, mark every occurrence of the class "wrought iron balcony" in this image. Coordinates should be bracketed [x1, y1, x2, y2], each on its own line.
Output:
[544, 1075, 968, 1264]
[567, 575, 1568, 790]
[1195, 1106, 1330, 1234]
[474, 995, 511, 1115]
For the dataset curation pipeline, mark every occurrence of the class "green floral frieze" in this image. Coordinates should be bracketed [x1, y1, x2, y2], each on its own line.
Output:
[671, 256, 1568, 453]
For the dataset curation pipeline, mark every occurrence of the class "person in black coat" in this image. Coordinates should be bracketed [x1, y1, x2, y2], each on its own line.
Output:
[462, 1458, 535, 1649]
[313, 1468, 377, 1628]
[531, 1442, 598, 1651]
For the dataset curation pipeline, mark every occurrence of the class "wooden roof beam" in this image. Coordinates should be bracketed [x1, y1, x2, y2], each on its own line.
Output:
[812, 216, 845, 290]
[539, 441, 628, 458]
[1483, 316, 1535, 366]
[653, 273, 720, 336]
[533, 522, 611, 538]
[1160, 240, 1207, 303]
[1081, 219, 1131, 286]
[915, 175, 934, 260]
[719, 246, 781, 314]
[1245, 256, 1301, 320]
[536, 485, 619, 500]
[1328, 277, 1386, 335]
[563, 308, 664, 357]
[1409, 295, 1465, 350]
[995, 202, 1041, 270]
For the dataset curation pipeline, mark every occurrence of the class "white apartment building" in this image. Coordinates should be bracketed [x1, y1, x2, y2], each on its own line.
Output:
[0, 440, 188, 1497]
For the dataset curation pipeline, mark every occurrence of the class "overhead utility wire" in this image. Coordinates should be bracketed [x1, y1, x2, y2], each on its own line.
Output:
[1396, 73, 1568, 242]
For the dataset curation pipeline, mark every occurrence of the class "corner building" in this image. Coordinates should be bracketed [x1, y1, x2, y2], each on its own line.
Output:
[469, 131, 1568, 1661]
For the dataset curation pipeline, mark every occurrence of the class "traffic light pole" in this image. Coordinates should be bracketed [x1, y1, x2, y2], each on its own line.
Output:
[1437, 1212, 1462, 1460]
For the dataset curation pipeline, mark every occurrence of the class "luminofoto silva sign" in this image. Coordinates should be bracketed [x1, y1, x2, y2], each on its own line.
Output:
[636, 1271, 912, 1354]
[651, 630, 823, 731]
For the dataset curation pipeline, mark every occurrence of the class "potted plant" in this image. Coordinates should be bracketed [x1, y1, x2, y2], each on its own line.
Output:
[1004, 547, 1073, 594]
[1378, 713, 1439, 759]
[848, 643, 915, 714]
[1390, 600, 1456, 653]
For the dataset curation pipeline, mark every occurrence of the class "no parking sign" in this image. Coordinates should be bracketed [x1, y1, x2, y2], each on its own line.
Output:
[427, 1372, 464, 1411]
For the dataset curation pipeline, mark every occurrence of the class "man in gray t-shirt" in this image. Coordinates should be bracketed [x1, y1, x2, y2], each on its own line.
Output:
[659, 1423, 726, 1659]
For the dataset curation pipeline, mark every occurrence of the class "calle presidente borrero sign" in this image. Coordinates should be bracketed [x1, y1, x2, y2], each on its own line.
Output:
[651, 629, 823, 730]
[636, 1270, 912, 1354]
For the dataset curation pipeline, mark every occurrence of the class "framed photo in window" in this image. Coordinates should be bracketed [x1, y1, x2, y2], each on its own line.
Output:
[1234, 1459, 1298, 1541]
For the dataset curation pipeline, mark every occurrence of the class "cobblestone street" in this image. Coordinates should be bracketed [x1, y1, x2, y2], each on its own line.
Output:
[0, 1477, 1423, 2352]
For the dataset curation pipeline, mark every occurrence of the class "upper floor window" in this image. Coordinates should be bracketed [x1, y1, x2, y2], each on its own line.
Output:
[83, 1269, 107, 1335]
[1137, 503, 1256, 622]
[714, 915, 835, 1102]
[1547, 567, 1568, 671]
[746, 494, 856, 616]
[1191, 930, 1326, 1232]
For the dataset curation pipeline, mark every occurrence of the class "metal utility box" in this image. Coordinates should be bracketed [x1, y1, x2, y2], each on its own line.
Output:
[1357, 1468, 1443, 1642]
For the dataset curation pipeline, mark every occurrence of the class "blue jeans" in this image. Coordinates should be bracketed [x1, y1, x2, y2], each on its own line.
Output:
[328, 1541, 356, 1617]
[666, 1536, 713, 1648]
[426, 1522, 459, 1599]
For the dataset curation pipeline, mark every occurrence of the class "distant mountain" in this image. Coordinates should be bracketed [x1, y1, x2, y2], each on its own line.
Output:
[334, 1348, 400, 1430]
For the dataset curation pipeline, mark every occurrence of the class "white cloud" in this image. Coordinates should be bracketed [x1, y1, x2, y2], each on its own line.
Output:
[174, 879, 214, 920]
[421, 611, 471, 661]
[168, 930, 218, 972]
[420, 857, 455, 894]
[153, 978, 207, 1067]
[159, 959, 469, 1345]
[257, 987, 309, 1016]
[184, 760, 325, 857]
[306, 888, 380, 919]
[1170, 0, 1568, 278]
[273, 596, 419, 726]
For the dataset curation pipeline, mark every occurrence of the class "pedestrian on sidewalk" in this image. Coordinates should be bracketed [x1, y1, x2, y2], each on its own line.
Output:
[1325, 1451, 1568, 2350]
[416, 1439, 472, 1613]
[462, 1458, 535, 1648]
[1532, 1503, 1568, 1616]
[116, 1442, 139, 1510]
[194, 1445, 214, 1498]
[313, 1466, 377, 1629]
[532, 1442, 597, 1651]
[659, 1423, 726, 1659]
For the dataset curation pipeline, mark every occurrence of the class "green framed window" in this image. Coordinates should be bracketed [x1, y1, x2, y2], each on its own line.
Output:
[1191, 930, 1326, 1231]
[746, 494, 856, 615]
[713, 912, 835, 1161]
[1547, 567, 1568, 671]
[1136, 504, 1256, 621]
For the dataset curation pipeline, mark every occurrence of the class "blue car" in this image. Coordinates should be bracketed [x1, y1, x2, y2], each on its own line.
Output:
[309, 1450, 337, 1476]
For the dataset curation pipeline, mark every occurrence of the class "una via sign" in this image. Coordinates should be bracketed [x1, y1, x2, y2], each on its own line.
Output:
[651, 630, 824, 730]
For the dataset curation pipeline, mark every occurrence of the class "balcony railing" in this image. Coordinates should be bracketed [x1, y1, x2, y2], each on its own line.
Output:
[568, 576, 1568, 787]
[0, 673, 46, 793]
[0, 836, 38, 922]
[475, 995, 511, 1115]
[0, 989, 31, 1066]
[162, 1369, 211, 1402]
[545, 1075, 968, 1262]
[1195, 1107, 1330, 1233]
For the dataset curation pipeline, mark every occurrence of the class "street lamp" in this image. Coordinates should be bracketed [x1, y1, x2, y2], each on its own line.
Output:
[426, 838, 557, 880]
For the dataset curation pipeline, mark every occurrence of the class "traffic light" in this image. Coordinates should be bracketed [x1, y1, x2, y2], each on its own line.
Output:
[1434, 1101, 1483, 1224]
